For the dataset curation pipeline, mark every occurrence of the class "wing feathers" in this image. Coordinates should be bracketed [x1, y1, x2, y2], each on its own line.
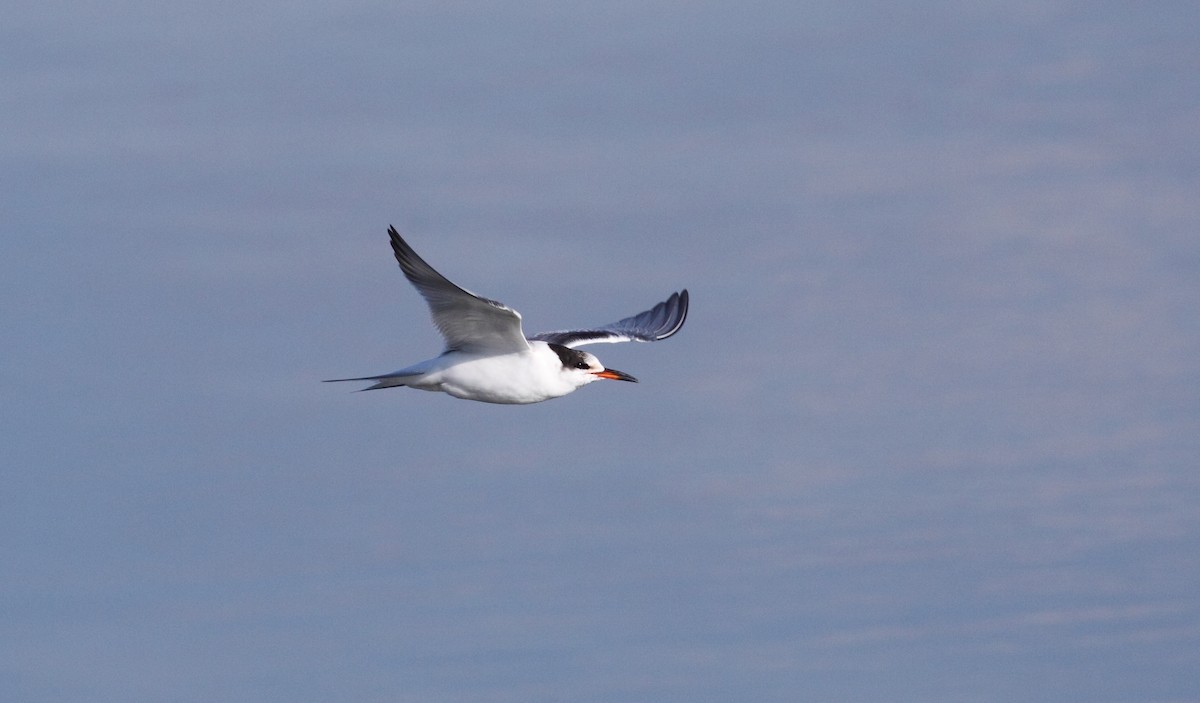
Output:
[388, 226, 530, 354]
[529, 289, 689, 348]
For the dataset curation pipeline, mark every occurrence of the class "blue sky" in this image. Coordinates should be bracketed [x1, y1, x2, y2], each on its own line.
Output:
[4, 2, 1199, 701]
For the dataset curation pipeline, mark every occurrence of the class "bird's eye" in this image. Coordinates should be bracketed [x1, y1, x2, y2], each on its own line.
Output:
[575, 361, 590, 370]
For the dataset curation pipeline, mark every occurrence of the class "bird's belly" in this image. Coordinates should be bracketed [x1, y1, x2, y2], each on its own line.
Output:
[433, 354, 569, 404]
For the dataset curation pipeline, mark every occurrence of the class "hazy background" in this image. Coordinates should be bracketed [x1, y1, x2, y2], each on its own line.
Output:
[4, 2, 1198, 701]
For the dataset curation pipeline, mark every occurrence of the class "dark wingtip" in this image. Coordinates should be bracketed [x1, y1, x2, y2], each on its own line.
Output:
[658, 288, 689, 340]
[387, 224, 403, 250]
[387, 225, 420, 274]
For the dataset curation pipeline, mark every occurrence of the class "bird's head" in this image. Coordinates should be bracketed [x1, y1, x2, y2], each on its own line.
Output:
[548, 343, 638, 388]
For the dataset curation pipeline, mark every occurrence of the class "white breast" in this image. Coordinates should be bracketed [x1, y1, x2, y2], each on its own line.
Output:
[415, 345, 579, 404]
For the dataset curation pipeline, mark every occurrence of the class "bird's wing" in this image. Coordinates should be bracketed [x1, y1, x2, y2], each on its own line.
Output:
[529, 289, 689, 348]
[388, 226, 531, 354]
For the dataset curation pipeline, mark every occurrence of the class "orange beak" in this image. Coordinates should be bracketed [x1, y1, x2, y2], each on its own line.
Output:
[593, 368, 638, 383]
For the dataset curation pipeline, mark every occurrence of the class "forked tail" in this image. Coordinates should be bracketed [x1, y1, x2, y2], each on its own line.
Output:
[323, 374, 414, 392]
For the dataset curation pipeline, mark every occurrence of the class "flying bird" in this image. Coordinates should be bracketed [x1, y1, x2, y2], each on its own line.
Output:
[326, 226, 689, 404]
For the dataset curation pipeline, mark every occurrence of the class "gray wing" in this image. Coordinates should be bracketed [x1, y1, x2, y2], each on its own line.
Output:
[388, 226, 531, 354]
[530, 290, 689, 348]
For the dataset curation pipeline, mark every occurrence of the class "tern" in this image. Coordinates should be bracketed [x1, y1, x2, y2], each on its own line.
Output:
[326, 226, 689, 404]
